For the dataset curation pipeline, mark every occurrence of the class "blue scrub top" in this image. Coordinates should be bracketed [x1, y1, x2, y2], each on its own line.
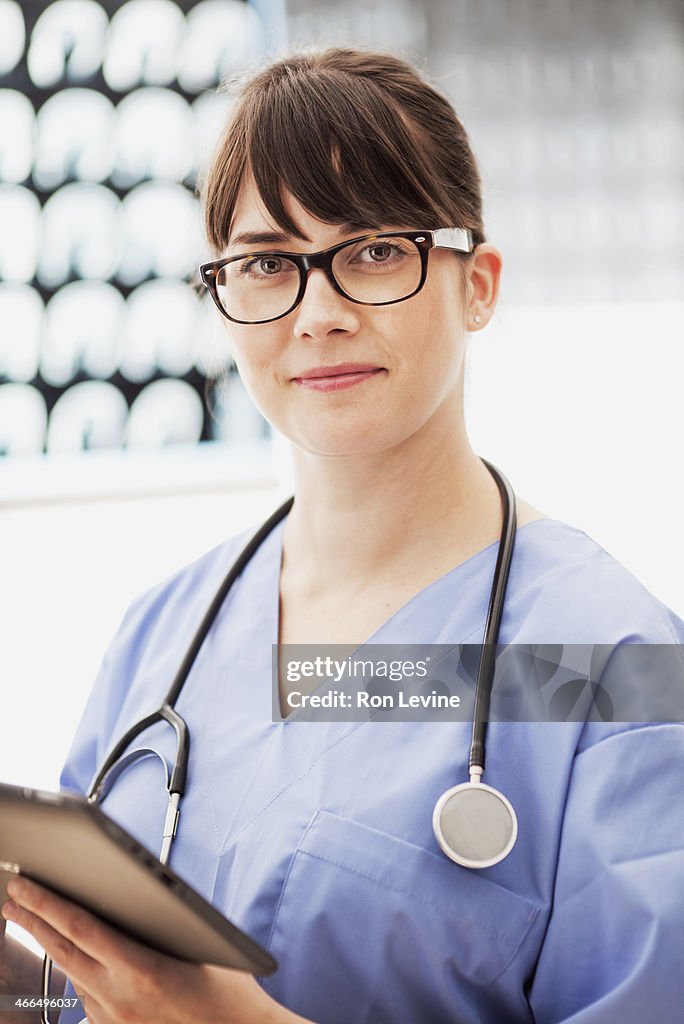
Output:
[58, 515, 684, 1024]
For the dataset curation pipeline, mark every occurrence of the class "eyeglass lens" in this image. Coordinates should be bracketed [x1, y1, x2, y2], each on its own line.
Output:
[215, 236, 423, 322]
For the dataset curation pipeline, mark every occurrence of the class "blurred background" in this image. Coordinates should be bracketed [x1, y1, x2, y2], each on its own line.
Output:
[2, 0, 684, 794]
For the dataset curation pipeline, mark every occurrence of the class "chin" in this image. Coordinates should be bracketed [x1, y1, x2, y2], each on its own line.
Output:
[274, 393, 434, 457]
[289, 419, 410, 459]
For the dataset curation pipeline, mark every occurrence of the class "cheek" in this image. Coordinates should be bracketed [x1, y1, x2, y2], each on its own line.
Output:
[227, 331, 282, 408]
[236, 365, 283, 432]
[388, 291, 464, 396]
[227, 333, 311, 442]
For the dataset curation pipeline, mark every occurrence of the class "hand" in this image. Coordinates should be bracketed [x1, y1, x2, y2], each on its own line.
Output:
[1, 877, 297, 1023]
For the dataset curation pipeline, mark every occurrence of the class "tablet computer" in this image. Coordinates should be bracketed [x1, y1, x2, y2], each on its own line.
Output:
[0, 782, 277, 976]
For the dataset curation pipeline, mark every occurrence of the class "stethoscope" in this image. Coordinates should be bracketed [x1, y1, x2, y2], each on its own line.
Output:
[41, 456, 517, 1023]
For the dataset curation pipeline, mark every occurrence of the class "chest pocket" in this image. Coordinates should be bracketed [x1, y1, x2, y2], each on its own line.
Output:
[261, 809, 541, 1024]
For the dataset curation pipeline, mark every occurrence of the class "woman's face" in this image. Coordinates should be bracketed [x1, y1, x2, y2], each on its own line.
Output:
[218, 177, 490, 458]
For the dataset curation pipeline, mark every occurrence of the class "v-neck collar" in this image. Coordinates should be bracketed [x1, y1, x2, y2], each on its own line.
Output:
[267, 513, 562, 721]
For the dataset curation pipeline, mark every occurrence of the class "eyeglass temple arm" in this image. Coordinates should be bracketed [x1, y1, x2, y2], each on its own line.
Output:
[432, 227, 474, 253]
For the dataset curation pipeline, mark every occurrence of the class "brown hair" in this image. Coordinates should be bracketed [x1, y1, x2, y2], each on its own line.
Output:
[199, 47, 486, 272]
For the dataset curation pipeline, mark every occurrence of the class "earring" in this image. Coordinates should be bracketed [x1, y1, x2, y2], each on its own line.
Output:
[473, 314, 482, 324]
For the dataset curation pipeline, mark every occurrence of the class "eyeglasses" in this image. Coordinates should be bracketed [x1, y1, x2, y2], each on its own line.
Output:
[198, 227, 474, 325]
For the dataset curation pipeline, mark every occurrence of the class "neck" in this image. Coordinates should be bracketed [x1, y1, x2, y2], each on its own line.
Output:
[281, 396, 504, 592]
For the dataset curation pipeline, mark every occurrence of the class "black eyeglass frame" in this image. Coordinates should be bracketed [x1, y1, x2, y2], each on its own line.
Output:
[198, 227, 474, 325]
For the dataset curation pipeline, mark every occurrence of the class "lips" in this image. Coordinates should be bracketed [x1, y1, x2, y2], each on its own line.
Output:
[293, 363, 383, 380]
[292, 365, 386, 393]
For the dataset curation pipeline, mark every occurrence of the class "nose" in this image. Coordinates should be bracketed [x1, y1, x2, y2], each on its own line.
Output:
[291, 268, 361, 342]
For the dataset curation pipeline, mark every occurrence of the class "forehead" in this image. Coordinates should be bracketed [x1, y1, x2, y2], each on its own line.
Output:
[229, 173, 281, 237]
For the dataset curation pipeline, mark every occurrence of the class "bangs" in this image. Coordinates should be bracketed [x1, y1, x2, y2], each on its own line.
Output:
[205, 68, 448, 253]
[248, 71, 441, 240]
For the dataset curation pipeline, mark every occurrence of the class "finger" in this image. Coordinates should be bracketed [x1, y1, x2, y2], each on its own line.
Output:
[71, 979, 100, 1021]
[5, 877, 147, 970]
[72, 984, 106, 1024]
[2, 898, 102, 995]
[4, 903, 114, 1024]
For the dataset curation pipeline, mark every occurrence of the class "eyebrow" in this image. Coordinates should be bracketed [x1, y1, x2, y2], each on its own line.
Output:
[228, 222, 380, 250]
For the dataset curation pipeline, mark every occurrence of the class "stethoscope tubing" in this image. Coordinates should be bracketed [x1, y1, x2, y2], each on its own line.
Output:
[87, 705, 189, 802]
[470, 458, 517, 774]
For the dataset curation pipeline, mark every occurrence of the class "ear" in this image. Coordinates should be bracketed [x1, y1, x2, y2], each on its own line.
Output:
[463, 244, 503, 331]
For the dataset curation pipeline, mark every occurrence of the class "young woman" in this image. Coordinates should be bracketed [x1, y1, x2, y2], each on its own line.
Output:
[3, 47, 683, 1024]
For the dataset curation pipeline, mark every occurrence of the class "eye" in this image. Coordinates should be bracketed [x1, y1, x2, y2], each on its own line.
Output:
[240, 255, 284, 275]
[258, 256, 284, 274]
[229, 254, 299, 282]
[349, 239, 412, 266]
[366, 243, 394, 262]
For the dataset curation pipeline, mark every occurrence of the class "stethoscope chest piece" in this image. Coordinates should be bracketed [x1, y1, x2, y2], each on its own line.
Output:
[432, 779, 518, 869]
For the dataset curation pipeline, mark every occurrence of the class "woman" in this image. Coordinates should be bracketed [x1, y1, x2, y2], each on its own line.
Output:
[3, 47, 684, 1024]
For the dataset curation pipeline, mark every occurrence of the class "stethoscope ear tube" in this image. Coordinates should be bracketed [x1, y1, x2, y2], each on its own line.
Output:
[469, 459, 517, 775]
[163, 495, 295, 710]
[86, 705, 189, 803]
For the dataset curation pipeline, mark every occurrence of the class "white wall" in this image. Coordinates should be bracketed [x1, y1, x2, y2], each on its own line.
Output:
[466, 301, 684, 616]
[0, 441, 288, 789]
